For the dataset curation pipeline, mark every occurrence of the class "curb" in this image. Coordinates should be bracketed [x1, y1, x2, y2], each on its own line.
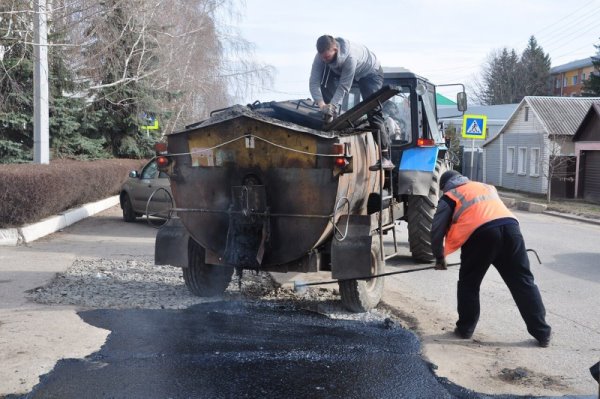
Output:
[0, 196, 120, 247]
[542, 210, 600, 226]
[500, 196, 600, 226]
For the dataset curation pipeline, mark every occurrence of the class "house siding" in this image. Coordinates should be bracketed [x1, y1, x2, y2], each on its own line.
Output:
[483, 138, 502, 185]
[483, 97, 599, 196]
[574, 107, 600, 198]
[549, 57, 595, 97]
[509, 106, 545, 133]
[501, 133, 545, 194]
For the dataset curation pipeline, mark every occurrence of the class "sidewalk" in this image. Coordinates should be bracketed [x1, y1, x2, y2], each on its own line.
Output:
[497, 190, 600, 226]
[0, 196, 120, 246]
[0, 206, 157, 395]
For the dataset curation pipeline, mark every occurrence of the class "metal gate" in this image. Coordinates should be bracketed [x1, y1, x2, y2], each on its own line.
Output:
[583, 151, 600, 203]
[461, 148, 483, 182]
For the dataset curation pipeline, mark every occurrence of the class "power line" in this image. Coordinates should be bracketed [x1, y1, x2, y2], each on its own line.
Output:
[536, 10, 600, 48]
[532, 0, 599, 38]
[545, 22, 600, 54]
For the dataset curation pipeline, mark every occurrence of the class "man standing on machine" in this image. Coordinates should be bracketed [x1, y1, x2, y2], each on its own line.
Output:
[309, 35, 393, 171]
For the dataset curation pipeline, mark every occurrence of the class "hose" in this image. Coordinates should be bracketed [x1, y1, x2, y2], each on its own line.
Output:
[293, 248, 542, 290]
[294, 263, 460, 290]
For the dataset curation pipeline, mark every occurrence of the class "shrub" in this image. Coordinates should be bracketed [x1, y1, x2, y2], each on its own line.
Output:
[0, 158, 146, 228]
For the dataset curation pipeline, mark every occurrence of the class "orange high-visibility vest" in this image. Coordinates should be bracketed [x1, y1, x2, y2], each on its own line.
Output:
[443, 182, 515, 256]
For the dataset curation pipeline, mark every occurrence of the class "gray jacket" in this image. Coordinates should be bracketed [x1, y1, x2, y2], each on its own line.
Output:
[309, 37, 380, 106]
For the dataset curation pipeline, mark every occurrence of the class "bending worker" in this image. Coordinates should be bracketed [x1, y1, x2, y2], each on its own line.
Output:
[309, 34, 393, 170]
[431, 170, 552, 347]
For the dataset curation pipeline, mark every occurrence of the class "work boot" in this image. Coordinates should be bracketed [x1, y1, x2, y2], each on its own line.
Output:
[454, 327, 473, 339]
[537, 334, 551, 348]
[369, 158, 395, 171]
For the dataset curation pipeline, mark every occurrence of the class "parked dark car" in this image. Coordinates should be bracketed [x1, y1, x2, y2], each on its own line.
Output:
[120, 159, 172, 222]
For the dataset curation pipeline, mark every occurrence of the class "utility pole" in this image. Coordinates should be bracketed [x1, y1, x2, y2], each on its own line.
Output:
[34, 0, 49, 164]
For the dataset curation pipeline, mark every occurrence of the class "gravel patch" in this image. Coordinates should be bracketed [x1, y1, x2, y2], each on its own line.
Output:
[27, 257, 393, 324]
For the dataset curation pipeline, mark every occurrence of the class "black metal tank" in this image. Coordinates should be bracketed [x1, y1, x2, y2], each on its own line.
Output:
[164, 103, 381, 268]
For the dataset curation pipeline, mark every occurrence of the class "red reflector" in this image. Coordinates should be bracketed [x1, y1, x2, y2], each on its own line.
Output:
[155, 142, 168, 153]
[335, 157, 347, 167]
[156, 156, 169, 167]
[417, 138, 435, 146]
[332, 143, 344, 155]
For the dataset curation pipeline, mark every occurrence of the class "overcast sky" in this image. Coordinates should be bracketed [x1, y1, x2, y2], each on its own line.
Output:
[236, 0, 600, 103]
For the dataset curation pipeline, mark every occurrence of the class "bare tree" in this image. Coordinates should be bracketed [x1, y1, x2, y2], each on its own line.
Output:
[541, 134, 576, 203]
[2, 0, 274, 135]
[58, 0, 273, 131]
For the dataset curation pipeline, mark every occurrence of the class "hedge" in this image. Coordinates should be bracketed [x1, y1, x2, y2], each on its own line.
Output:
[0, 159, 146, 228]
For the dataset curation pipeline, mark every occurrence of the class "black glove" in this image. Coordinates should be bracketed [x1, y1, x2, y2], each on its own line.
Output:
[435, 258, 448, 270]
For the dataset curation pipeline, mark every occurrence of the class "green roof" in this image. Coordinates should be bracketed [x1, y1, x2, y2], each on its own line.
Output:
[436, 93, 456, 106]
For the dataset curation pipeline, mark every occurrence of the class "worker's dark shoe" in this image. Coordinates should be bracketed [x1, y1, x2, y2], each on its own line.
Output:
[537, 335, 551, 348]
[454, 327, 473, 339]
[369, 158, 395, 171]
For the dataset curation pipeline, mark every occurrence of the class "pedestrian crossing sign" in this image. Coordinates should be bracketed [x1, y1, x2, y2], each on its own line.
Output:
[461, 114, 487, 139]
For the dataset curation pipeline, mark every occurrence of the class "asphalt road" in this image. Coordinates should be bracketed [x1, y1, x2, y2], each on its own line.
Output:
[8, 302, 490, 399]
[1, 207, 598, 398]
[380, 210, 600, 396]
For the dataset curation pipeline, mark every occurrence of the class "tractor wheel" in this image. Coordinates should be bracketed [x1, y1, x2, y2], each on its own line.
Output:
[407, 159, 449, 262]
[122, 194, 137, 223]
[184, 238, 233, 297]
[339, 235, 385, 313]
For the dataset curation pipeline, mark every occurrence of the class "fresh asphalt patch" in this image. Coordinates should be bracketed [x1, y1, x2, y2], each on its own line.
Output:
[5, 300, 579, 399]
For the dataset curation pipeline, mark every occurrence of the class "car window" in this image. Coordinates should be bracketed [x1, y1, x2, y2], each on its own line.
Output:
[141, 161, 158, 179]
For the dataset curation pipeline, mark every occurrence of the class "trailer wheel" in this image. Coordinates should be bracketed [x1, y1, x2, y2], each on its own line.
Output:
[407, 159, 448, 262]
[122, 193, 137, 222]
[184, 239, 233, 297]
[339, 236, 385, 313]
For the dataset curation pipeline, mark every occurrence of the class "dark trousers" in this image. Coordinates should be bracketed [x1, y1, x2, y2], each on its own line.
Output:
[321, 67, 389, 151]
[457, 223, 552, 341]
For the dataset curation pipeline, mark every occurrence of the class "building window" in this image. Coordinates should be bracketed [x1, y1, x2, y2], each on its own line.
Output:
[555, 78, 560, 89]
[572, 75, 578, 85]
[507, 147, 515, 173]
[530, 148, 540, 177]
[582, 72, 586, 81]
[563, 77, 567, 87]
[524, 106, 529, 121]
[518, 147, 527, 175]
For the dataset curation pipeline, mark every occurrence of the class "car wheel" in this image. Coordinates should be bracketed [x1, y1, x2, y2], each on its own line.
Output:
[122, 193, 137, 222]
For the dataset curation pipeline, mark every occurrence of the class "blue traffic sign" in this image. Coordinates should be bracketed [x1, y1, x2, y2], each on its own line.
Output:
[461, 114, 487, 139]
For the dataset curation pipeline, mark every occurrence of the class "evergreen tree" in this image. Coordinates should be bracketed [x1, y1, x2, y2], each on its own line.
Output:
[48, 41, 108, 159]
[0, 4, 35, 162]
[0, 3, 108, 162]
[474, 36, 551, 105]
[81, 1, 165, 158]
[582, 39, 600, 96]
[477, 48, 522, 105]
[1, 1, 272, 162]
[520, 36, 552, 96]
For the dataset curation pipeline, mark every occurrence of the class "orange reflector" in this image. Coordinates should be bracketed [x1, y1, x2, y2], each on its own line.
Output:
[417, 138, 435, 146]
[155, 142, 168, 153]
[156, 156, 170, 168]
[335, 157, 347, 167]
